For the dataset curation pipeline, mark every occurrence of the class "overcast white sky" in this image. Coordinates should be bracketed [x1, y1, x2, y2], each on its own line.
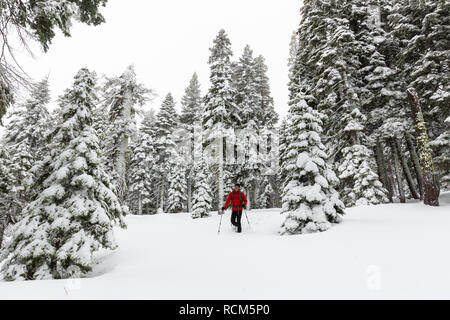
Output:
[15, 0, 302, 122]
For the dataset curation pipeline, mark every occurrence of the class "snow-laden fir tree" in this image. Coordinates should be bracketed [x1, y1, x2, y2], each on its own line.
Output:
[191, 157, 213, 219]
[1, 78, 51, 217]
[166, 158, 188, 213]
[280, 97, 345, 235]
[259, 177, 274, 209]
[127, 124, 155, 215]
[389, 0, 449, 190]
[254, 55, 278, 129]
[103, 65, 152, 202]
[0, 147, 15, 248]
[180, 73, 203, 212]
[203, 29, 238, 209]
[152, 93, 179, 212]
[0, 68, 126, 281]
[338, 109, 388, 207]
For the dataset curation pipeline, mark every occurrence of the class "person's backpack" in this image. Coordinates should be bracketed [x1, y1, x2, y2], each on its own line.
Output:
[231, 191, 244, 207]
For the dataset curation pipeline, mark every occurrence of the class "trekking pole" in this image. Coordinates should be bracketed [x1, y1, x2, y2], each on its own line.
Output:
[218, 209, 224, 234]
[244, 208, 251, 229]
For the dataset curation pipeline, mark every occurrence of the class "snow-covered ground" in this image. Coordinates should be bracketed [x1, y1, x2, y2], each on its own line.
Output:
[1, 192, 449, 299]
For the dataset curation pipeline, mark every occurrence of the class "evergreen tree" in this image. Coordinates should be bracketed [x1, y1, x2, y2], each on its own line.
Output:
[254, 55, 278, 128]
[152, 93, 179, 211]
[203, 29, 238, 209]
[259, 178, 274, 209]
[180, 73, 203, 212]
[390, 0, 449, 189]
[0, 147, 14, 248]
[180, 73, 203, 126]
[280, 97, 345, 235]
[166, 158, 187, 213]
[192, 158, 213, 219]
[338, 109, 388, 206]
[127, 126, 155, 215]
[0, 68, 126, 280]
[1, 78, 51, 216]
[103, 65, 152, 202]
[233, 45, 259, 129]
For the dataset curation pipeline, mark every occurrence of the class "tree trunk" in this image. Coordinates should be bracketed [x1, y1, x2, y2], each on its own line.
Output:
[0, 213, 7, 249]
[218, 136, 224, 210]
[394, 136, 420, 199]
[385, 157, 396, 199]
[389, 138, 406, 203]
[374, 140, 393, 202]
[405, 131, 424, 199]
[115, 89, 132, 203]
[406, 88, 440, 206]
[187, 178, 192, 213]
[138, 192, 142, 215]
[159, 182, 165, 212]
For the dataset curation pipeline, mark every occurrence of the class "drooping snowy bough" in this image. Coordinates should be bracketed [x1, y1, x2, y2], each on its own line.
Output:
[280, 98, 345, 235]
[0, 69, 126, 281]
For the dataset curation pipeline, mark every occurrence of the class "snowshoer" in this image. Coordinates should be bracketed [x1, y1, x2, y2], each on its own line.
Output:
[221, 184, 247, 233]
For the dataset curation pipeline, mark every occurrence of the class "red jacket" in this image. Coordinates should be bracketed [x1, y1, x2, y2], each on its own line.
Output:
[224, 190, 247, 211]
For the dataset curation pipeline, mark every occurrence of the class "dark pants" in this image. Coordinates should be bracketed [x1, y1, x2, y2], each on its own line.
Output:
[231, 210, 242, 232]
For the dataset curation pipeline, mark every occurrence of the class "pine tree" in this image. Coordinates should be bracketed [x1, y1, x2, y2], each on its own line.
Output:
[338, 108, 388, 206]
[390, 0, 450, 190]
[280, 96, 345, 235]
[0, 147, 15, 248]
[152, 93, 179, 212]
[259, 178, 274, 209]
[192, 158, 212, 219]
[1, 78, 51, 216]
[203, 29, 238, 209]
[254, 55, 278, 128]
[180, 73, 203, 212]
[166, 158, 187, 213]
[103, 65, 152, 202]
[0, 68, 126, 280]
[127, 126, 155, 215]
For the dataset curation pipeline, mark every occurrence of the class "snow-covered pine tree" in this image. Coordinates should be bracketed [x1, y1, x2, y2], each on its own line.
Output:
[152, 93, 179, 212]
[280, 96, 345, 235]
[338, 108, 388, 207]
[254, 55, 278, 129]
[0, 147, 15, 248]
[191, 157, 213, 219]
[127, 126, 155, 215]
[232, 45, 263, 210]
[259, 177, 274, 209]
[0, 68, 126, 281]
[203, 29, 238, 209]
[103, 65, 152, 202]
[1, 78, 51, 217]
[166, 158, 187, 213]
[180, 73, 203, 212]
[390, 0, 449, 192]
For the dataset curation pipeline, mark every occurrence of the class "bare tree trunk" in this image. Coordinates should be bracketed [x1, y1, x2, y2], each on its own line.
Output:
[389, 138, 406, 203]
[405, 131, 424, 199]
[375, 140, 393, 202]
[186, 175, 192, 212]
[406, 88, 440, 206]
[159, 182, 165, 212]
[138, 192, 142, 215]
[115, 89, 132, 203]
[394, 136, 420, 199]
[385, 157, 396, 199]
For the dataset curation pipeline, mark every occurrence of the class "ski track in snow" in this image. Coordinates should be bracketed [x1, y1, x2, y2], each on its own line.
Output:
[1, 192, 450, 299]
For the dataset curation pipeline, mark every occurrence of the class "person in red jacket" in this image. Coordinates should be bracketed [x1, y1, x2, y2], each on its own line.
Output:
[221, 183, 247, 233]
